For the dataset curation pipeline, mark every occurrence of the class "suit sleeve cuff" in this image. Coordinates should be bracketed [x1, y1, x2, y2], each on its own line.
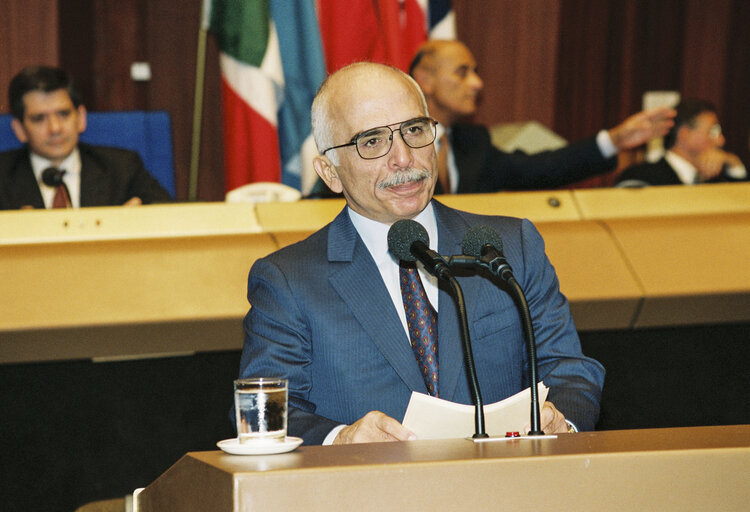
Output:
[323, 424, 348, 445]
[596, 129, 618, 159]
[565, 419, 579, 433]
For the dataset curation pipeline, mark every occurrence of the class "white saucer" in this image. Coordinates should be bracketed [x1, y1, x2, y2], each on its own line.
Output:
[217, 436, 303, 455]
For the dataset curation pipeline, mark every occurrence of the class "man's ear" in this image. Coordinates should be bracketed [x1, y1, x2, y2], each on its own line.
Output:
[10, 118, 28, 143]
[313, 155, 344, 194]
[76, 104, 87, 134]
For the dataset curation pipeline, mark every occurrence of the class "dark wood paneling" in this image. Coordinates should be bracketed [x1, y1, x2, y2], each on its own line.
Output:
[722, 0, 750, 167]
[144, 1, 225, 200]
[454, 0, 561, 128]
[59, 0, 96, 110]
[0, 0, 59, 112]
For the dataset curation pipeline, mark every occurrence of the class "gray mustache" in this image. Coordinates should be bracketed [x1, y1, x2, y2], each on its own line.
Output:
[377, 168, 431, 189]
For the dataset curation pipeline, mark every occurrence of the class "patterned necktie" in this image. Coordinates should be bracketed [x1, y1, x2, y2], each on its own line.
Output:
[399, 263, 439, 396]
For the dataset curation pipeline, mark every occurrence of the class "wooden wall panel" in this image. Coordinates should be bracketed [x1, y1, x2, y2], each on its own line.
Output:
[681, 0, 733, 108]
[144, 1, 225, 201]
[0, 0, 59, 113]
[454, 0, 561, 129]
[723, 0, 750, 167]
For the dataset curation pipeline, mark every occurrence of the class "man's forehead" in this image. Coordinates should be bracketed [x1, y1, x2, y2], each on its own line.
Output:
[334, 76, 423, 134]
[436, 43, 475, 69]
[23, 90, 74, 110]
[693, 111, 718, 125]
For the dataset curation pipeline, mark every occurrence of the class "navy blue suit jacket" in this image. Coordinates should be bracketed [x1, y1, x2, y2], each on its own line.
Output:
[615, 156, 748, 187]
[0, 143, 172, 209]
[448, 124, 617, 193]
[238, 201, 604, 444]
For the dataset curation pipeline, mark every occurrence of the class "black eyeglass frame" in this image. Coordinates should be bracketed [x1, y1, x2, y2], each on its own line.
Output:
[321, 117, 438, 160]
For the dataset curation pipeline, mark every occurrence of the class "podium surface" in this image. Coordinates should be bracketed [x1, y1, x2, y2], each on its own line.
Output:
[137, 425, 750, 511]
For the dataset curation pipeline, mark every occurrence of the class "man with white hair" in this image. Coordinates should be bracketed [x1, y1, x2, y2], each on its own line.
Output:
[237, 62, 604, 445]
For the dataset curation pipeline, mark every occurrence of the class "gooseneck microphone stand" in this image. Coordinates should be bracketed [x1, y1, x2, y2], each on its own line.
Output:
[503, 274, 543, 436]
[443, 272, 489, 439]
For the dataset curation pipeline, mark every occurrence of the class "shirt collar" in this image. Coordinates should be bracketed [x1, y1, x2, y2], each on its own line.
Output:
[31, 148, 82, 185]
[664, 150, 697, 184]
[347, 202, 438, 265]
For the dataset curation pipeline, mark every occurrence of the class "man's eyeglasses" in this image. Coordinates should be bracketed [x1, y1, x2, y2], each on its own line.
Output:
[321, 117, 438, 160]
[707, 124, 722, 140]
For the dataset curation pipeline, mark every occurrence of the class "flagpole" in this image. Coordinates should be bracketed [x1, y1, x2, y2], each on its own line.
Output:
[188, 1, 210, 202]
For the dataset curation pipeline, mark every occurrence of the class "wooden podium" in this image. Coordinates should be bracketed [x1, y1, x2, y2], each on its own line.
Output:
[135, 425, 750, 511]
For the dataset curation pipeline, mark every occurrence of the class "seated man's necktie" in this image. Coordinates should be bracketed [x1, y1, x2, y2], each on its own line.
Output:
[42, 167, 71, 208]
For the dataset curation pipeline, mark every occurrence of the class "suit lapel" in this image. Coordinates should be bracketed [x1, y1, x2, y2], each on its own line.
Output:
[79, 146, 110, 206]
[9, 150, 45, 209]
[326, 209, 427, 393]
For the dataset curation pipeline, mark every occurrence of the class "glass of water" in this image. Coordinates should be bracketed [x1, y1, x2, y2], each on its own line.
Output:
[234, 377, 288, 444]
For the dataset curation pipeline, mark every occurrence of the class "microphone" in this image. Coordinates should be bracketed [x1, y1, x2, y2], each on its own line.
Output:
[461, 225, 514, 282]
[462, 225, 544, 436]
[42, 167, 66, 187]
[387, 219, 488, 438]
[41, 167, 72, 208]
[387, 219, 452, 280]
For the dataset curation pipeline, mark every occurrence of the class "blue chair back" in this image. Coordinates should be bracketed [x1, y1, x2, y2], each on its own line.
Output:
[0, 111, 176, 197]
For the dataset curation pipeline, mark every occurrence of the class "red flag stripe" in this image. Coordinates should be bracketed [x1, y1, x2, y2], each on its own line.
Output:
[221, 78, 281, 191]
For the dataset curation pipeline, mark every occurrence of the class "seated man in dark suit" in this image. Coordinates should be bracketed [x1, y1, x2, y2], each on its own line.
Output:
[616, 98, 747, 187]
[0, 66, 172, 210]
[408, 39, 676, 194]
[238, 62, 604, 445]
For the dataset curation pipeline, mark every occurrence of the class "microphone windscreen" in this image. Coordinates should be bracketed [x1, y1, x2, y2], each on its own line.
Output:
[41, 167, 65, 187]
[462, 225, 504, 257]
[387, 219, 429, 262]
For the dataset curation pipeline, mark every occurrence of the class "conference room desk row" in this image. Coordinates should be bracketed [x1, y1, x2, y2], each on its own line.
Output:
[1, 182, 749, 364]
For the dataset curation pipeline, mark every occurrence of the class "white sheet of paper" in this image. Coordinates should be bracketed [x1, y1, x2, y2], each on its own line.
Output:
[402, 382, 549, 440]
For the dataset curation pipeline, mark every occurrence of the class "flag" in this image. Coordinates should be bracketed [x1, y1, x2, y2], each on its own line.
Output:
[316, 0, 455, 75]
[207, 0, 455, 195]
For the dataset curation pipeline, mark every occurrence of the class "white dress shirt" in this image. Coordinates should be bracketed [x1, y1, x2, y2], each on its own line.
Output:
[347, 202, 440, 335]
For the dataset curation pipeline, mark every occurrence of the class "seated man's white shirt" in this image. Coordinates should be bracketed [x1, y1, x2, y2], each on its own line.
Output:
[664, 150, 698, 184]
[595, 129, 617, 159]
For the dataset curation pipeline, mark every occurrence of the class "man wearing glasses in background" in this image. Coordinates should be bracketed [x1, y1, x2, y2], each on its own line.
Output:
[237, 62, 604, 445]
[616, 98, 747, 186]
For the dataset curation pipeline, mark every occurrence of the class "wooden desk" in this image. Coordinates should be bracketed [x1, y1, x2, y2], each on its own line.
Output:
[136, 425, 750, 512]
[0, 203, 272, 362]
[3, 187, 749, 363]
[536, 220, 642, 330]
[605, 212, 750, 327]
[572, 182, 750, 219]
[438, 190, 580, 222]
